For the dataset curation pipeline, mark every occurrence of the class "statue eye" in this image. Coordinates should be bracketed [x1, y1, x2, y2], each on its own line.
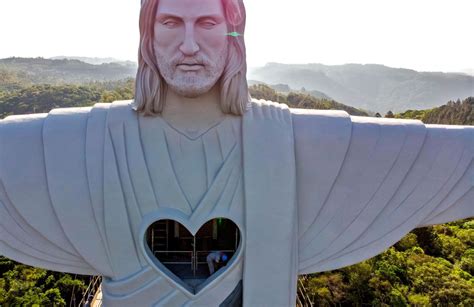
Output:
[162, 19, 179, 28]
[200, 20, 217, 29]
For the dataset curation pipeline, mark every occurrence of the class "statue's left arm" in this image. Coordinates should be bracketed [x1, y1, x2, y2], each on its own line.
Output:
[292, 109, 474, 274]
[0, 105, 115, 277]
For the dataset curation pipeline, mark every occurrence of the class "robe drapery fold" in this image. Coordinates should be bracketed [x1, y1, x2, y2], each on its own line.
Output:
[242, 101, 297, 306]
[1, 100, 474, 306]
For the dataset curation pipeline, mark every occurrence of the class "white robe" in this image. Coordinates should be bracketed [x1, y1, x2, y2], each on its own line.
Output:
[0, 100, 473, 306]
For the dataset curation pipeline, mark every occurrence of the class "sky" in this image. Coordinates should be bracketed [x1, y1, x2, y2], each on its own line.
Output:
[0, 0, 473, 73]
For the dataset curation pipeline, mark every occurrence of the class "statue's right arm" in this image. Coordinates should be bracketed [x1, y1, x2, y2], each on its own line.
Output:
[0, 104, 114, 276]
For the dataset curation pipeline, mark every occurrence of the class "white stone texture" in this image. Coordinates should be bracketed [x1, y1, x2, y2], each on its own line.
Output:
[0, 99, 473, 306]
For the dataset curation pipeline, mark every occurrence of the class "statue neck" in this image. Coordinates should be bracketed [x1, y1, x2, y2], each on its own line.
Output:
[162, 85, 226, 134]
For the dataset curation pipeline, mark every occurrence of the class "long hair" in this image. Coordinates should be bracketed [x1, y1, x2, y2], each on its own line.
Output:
[134, 0, 250, 116]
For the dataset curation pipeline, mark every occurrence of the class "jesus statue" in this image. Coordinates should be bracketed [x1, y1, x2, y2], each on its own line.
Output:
[1, 0, 473, 306]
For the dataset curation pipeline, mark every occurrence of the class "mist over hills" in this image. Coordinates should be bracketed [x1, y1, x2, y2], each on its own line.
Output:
[249, 83, 367, 116]
[49, 56, 135, 66]
[2, 57, 473, 114]
[248, 80, 333, 100]
[462, 68, 474, 76]
[250, 63, 474, 113]
[0, 57, 136, 86]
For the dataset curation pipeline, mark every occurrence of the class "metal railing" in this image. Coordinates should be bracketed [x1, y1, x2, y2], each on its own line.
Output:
[78, 276, 102, 307]
[297, 275, 313, 307]
[154, 249, 235, 276]
[154, 250, 193, 266]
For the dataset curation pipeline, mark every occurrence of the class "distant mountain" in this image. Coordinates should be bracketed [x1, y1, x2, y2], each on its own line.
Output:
[249, 83, 368, 116]
[49, 56, 136, 67]
[248, 80, 332, 100]
[250, 63, 474, 113]
[305, 89, 332, 100]
[0, 57, 136, 86]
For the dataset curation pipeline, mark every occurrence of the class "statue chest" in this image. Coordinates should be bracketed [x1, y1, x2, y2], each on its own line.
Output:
[102, 115, 245, 306]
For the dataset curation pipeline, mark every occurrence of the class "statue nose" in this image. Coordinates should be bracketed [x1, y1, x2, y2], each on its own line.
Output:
[179, 27, 200, 56]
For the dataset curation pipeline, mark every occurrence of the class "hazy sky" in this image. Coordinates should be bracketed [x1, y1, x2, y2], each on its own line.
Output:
[0, 0, 472, 73]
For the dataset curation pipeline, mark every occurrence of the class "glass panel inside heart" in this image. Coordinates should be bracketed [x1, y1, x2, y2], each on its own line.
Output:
[146, 218, 240, 290]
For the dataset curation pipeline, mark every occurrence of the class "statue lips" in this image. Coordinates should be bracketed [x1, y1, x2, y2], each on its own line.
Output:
[176, 59, 207, 71]
[177, 64, 205, 72]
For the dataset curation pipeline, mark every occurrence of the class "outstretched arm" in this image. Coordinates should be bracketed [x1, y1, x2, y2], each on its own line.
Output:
[0, 105, 114, 276]
[292, 109, 474, 274]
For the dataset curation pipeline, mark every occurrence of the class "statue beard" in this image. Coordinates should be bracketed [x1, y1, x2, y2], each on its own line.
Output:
[155, 47, 228, 98]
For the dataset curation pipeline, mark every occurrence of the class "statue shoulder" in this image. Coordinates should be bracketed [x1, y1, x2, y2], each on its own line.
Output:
[248, 98, 352, 125]
[248, 98, 289, 113]
[0, 100, 136, 131]
[290, 109, 428, 140]
[246, 98, 292, 124]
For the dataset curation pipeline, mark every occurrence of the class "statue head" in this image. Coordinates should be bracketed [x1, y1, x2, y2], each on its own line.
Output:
[134, 0, 249, 116]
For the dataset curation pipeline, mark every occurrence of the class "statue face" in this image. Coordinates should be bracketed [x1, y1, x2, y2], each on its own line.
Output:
[154, 0, 229, 98]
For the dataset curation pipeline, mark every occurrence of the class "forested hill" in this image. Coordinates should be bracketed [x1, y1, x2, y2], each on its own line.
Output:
[249, 84, 368, 116]
[0, 73, 367, 118]
[396, 97, 474, 125]
[0, 80, 135, 118]
[0, 57, 136, 89]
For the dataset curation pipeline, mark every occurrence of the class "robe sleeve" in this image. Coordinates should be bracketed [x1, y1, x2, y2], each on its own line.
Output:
[0, 104, 114, 277]
[292, 109, 474, 274]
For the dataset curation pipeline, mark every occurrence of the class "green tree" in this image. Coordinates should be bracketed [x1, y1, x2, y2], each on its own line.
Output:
[0, 256, 88, 306]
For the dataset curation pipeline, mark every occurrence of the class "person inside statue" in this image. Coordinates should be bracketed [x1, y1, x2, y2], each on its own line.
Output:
[206, 251, 228, 275]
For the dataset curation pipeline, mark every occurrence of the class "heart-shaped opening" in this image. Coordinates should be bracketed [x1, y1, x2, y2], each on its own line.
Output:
[145, 218, 241, 293]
